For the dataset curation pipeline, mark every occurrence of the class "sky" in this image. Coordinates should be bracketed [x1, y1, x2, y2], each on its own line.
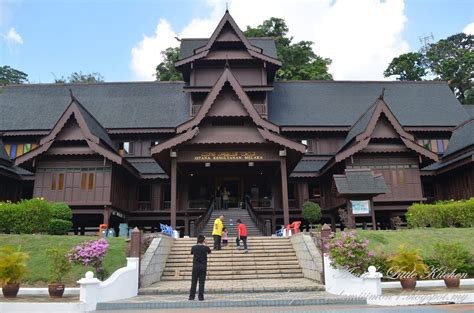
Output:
[1, 0, 473, 83]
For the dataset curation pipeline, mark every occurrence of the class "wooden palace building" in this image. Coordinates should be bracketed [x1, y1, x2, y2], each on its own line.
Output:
[1, 11, 473, 235]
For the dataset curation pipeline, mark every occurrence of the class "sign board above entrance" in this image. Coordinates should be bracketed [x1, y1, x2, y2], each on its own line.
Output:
[194, 152, 264, 161]
[350, 200, 370, 215]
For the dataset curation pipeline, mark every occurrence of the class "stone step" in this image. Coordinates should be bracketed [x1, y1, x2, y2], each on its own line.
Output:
[166, 260, 300, 267]
[164, 264, 302, 271]
[160, 273, 305, 280]
[167, 253, 297, 260]
[162, 269, 302, 277]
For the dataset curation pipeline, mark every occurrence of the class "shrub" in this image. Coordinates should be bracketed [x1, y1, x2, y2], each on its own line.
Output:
[327, 230, 375, 276]
[46, 248, 71, 284]
[50, 202, 73, 221]
[68, 238, 109, 280]
[301, 201, 321, 224]
[10, 198, 52, 234]
[406, 198, 474, 228]
[387, 246, 429, 279]
[48, 219, 73, 235]
[0, 246, 29, 285]
[431, 242, 471, 275]
[371, 252, 390, 278]
[0, 201, 16, 233]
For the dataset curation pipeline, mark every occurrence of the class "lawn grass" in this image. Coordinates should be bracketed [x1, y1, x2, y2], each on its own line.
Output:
[358, 228, 474, 257]
[0, 234, 127, 287]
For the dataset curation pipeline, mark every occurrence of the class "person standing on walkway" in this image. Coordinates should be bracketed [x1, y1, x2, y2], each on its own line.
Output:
[212, 214, 224, 250]
[222, 187, 230, 210]
[236, 219, 248, 253]
[189, 235, 211, 301]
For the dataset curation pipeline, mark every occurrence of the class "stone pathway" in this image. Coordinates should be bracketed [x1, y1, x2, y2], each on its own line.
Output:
[96, 291, 366, 310]
[140, 278, 323, 294]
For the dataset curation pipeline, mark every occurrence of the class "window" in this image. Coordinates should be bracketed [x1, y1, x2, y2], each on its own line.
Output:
[23, 143, 31, 154]
[9, 144, 17, 159]
[417, 139, 449, 154]
[119, 141, 134, 156]
[4, 143, 37, 158]
[81, 173, 87, 190]
[138, 185, 151, 202]
[58, 173, 65, 190]
[309, 182, 321, 199]
[51, 173, 57, 190]
[88, 173, 94, 190]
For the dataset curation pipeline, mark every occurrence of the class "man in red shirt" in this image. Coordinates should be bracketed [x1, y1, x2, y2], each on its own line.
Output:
[236, 219, 248, 253]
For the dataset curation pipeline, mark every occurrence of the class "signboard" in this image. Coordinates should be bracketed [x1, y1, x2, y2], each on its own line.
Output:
[350, 200, 371, 215]
[193, 152, 264, 161]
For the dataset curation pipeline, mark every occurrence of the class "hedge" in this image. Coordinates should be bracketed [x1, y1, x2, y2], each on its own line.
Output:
[0, 198, 73, 234]
[406, 198, 474, 228]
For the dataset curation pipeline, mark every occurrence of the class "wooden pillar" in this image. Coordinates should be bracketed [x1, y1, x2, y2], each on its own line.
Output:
[297, 182, 304, 209]
[103, 206, 112, 225]
[280, 158, 290, 226]
[170, 158, 177, 229]
[371, 198, 377, 230]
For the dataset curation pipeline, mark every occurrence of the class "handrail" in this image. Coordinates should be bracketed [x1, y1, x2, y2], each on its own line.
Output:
[194, 200, 214, 237]
[245, 199, 268, 236]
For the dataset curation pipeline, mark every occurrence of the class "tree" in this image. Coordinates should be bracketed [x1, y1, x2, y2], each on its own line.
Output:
[384, 33, 474, 104]
[155, 47, 181, 81]
[244, 17, 332, 80]
[301, 201, 322, 225]
[0, 66, 28, 84]
[383, 52, 426, 81]
[55, 71, 104, 84]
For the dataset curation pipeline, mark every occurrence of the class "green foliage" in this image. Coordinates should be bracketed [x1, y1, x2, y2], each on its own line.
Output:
[0, 199, 74, 234]
[384, 33, 473, 103]
[155, 47, 181, 81]
[406, 198, 474, 228]
[0, 246, 29, 285]
[244, 18, 332, 80]
[50, 202, 73, 221]
[48, 219, 73, 235]
[431, 242, 471, 273]
[45, 248, 71, 284]
[10, 199, 52, 234]
[301, 201, 321, 224]
[327, 230, 375, 276]
[371, 252, 390, 278]
[387, 246, 429, 279]
[0, 65, 28, 84]
[383, 52, 426, 81]
[55, 71, 104, 84]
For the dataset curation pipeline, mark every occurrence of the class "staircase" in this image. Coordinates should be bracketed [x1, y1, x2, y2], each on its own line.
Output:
[161, 236, 303, 281]
[200, 207, 263, 237]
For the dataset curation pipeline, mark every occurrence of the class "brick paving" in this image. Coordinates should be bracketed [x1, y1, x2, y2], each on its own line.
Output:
[140, 278, 323, 294]
[96, 290, 366, 310]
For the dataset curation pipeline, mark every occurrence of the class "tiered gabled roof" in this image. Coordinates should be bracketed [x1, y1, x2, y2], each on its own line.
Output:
[175, 11, 281, 68]
[333, 169, 388, 196]
[334, 91, 439, 163]
[15, 91, 123, 166]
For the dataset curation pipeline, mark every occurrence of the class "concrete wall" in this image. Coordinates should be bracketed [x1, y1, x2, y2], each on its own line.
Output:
[290, 233, 323, 283]
[140, 235, 174, 287]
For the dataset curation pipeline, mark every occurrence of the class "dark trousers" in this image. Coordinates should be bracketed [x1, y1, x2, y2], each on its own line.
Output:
[236, 236, 248, 250]
[223, 200, 228, 210]
[213, 235, 221, 250]
[189, 265, 207, 300]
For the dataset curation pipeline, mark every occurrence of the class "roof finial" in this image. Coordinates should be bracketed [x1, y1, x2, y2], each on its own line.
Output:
[378, 87, 385, 100]
[69, 88, 75, 101]
[226, 2, 229, 12]
[225, 57, 230, 69]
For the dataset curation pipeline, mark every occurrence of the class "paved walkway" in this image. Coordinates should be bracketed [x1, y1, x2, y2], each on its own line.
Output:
[97, 291, 365, 310]
[140, 278, 323, 294]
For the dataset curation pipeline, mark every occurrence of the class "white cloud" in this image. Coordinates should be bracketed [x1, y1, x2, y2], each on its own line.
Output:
[3, 27, 23, 45]
[130, 0, 409, 80]
[463, 22, 474, 35]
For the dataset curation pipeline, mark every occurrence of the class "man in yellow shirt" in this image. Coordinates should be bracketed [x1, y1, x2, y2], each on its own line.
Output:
[212, 214, 224, 250]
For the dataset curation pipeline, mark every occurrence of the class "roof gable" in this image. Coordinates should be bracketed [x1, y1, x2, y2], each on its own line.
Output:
[175, 11, 281, 67]
[443, 117, 474, 157]
[177, 67, 279, 133]
[15, 93, 122, 166]
[335, 94, 438, 163]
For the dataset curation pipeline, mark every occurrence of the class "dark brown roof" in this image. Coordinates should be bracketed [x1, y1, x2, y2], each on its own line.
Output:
[334, 169, 388, 195]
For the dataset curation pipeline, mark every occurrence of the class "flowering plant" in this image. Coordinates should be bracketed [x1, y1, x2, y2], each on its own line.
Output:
[68, 238, 109, 280]
[327, 230, 375, 276]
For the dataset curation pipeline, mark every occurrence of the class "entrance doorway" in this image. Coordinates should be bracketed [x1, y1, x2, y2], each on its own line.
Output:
[216, 176, 242, 208]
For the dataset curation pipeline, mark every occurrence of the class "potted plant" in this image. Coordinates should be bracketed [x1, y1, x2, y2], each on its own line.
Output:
[431, 242, 470, 288]
[301, 201, 321, 231]
[0, 246, 29, 298]
[387, 246, 428, 290]
[46, 248, 71, 297]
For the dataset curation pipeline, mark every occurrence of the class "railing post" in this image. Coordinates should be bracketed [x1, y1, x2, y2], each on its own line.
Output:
[320, 224, 332, 254]
[130, 227, 142, 258]
[265, 219, 271, 236]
